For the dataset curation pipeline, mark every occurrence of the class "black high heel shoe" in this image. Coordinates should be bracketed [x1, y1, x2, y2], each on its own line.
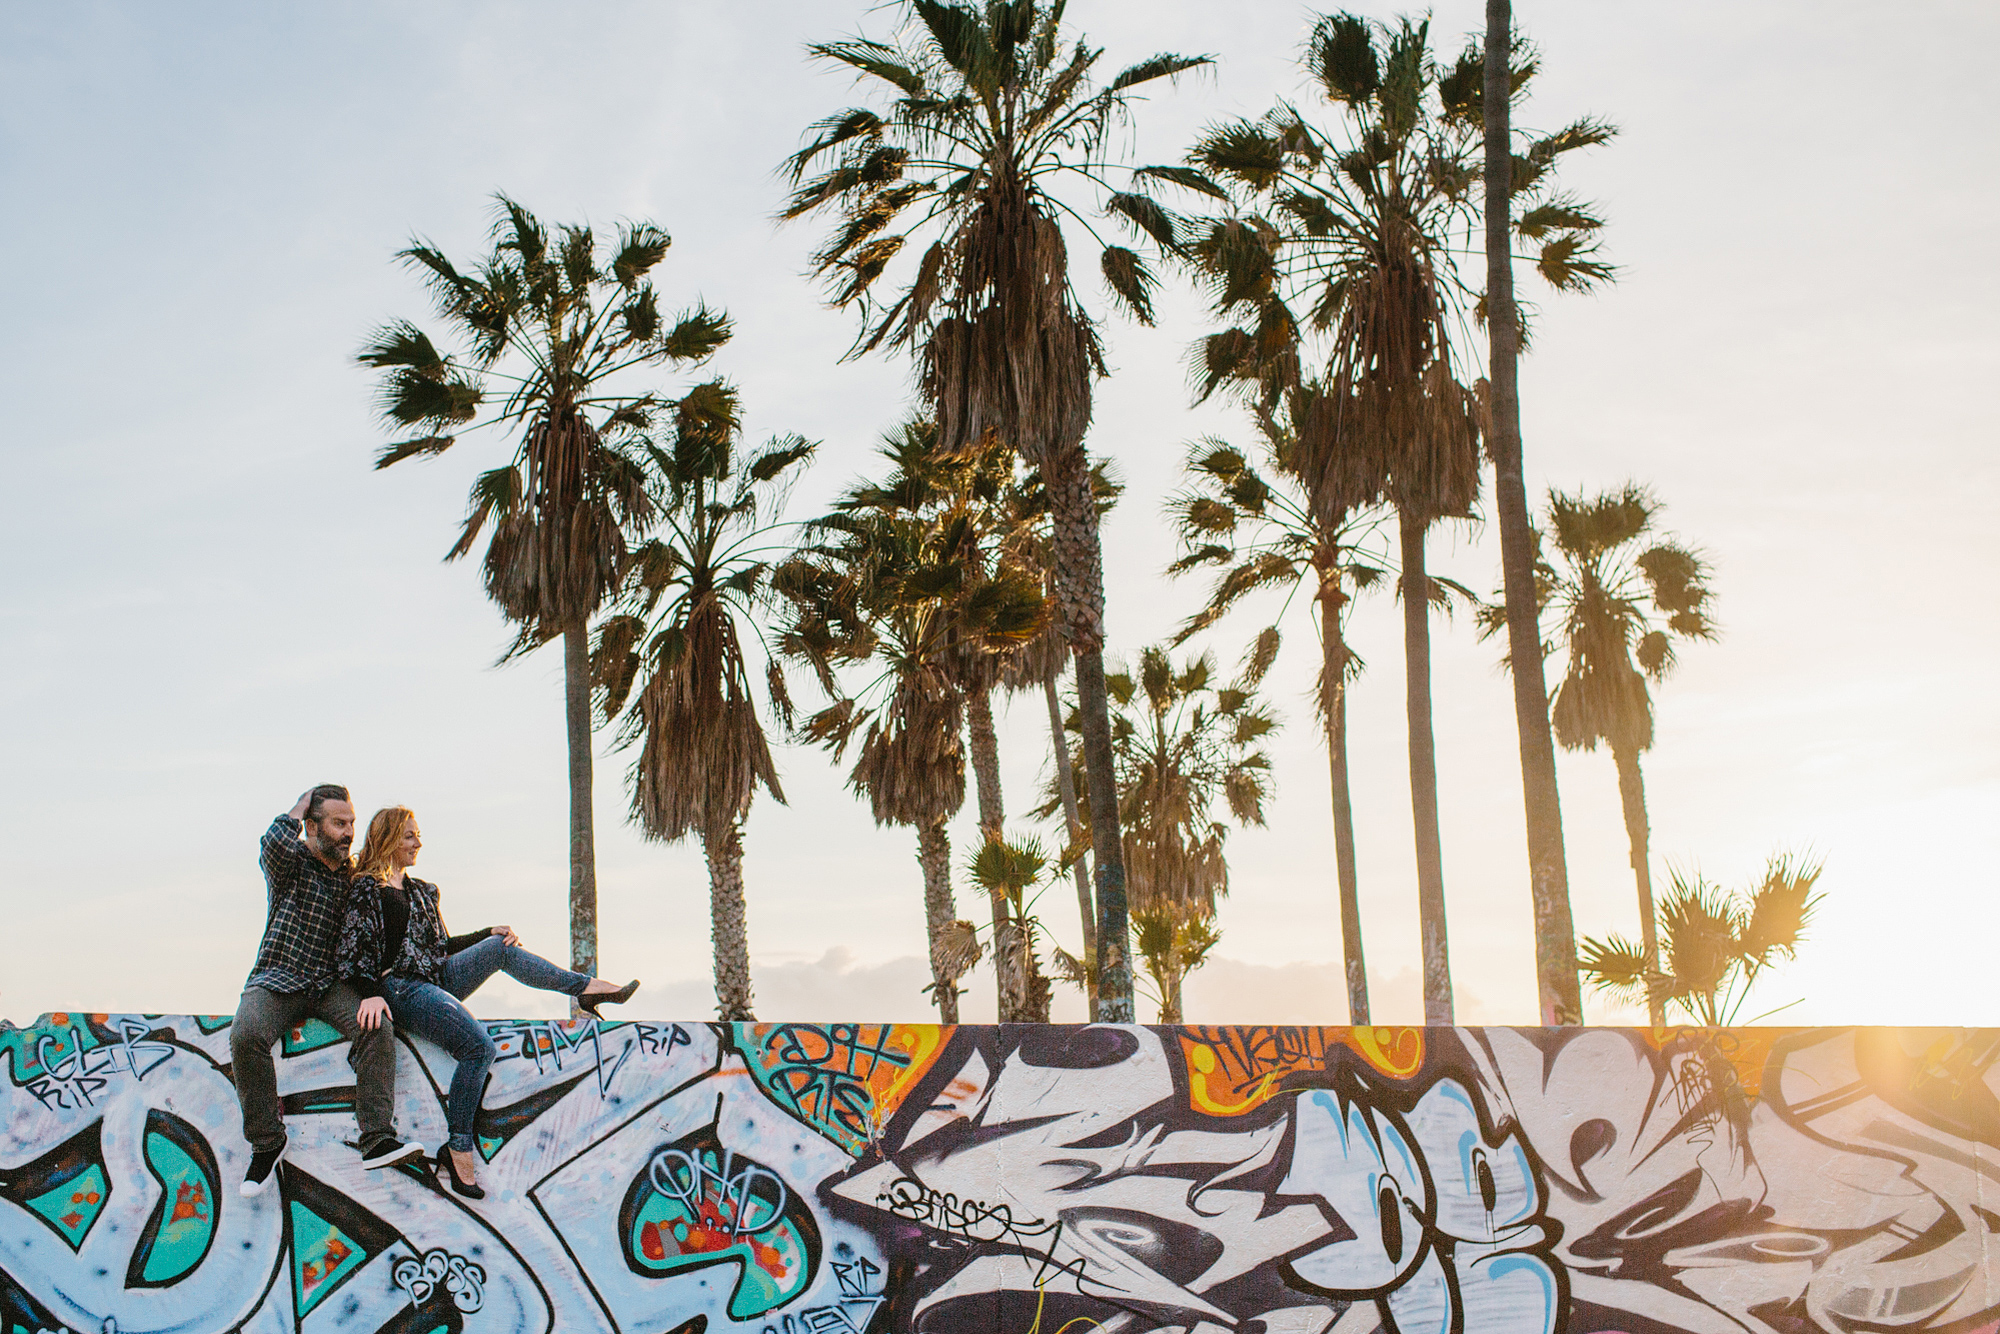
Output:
[436, 1147, 485, 1200]
[579, 979, 640, 1019]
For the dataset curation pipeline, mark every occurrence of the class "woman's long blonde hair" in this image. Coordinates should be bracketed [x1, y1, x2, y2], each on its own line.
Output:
[355, 806, 418, 880]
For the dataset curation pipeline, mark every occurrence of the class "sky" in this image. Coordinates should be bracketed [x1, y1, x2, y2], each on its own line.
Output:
[1, 2, 1995, 1030]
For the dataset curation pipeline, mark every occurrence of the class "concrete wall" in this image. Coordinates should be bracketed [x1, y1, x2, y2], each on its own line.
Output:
[2, 1014, 1994, 1334]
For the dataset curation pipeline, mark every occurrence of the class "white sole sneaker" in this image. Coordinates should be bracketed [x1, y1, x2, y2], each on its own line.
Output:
[240, 1142, 287, 1198]
[359, 1139, 427, 1170]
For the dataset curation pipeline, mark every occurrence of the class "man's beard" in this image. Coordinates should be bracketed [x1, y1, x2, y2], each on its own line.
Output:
[309, 832, 353, 865]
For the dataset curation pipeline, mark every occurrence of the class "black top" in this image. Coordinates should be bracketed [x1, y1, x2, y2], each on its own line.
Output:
[381, 878, 411, 969]
[335, 873, 493, 999]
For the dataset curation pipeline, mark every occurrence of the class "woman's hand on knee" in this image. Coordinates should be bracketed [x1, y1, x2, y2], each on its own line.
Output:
[492, 925, 520, 947]
[357, 997, 391, 1031]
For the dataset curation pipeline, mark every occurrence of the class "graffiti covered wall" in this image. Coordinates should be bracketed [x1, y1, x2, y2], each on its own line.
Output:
[2, 1015, 1996, 1334]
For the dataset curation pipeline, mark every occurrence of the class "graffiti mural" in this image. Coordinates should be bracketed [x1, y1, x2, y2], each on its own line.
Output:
[2, 1015, 1997, 1333]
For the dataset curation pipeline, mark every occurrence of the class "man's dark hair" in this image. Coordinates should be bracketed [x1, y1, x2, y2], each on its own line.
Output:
[304, 784, 351, 824]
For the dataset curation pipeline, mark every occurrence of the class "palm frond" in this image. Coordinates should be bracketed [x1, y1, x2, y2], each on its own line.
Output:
[591, 612, 648, 719]
[1516, 196, 1605, 240]
[969, 835, 1047, 900]
[785, 107, 887, 183]
[746, 433, 818, 484]
[1535, 234, 1616, 292]
[356, 321, 446, 373]
[1658, 871, 1740, 1010]
[1307, 13, 1380, 107]
[1738, 852, 1824, 963]
[912, 1, 996, 85]
[1435, 47, 1483, 125]
[446, 465, 522, 562]
[1529, 116, 1618, 162]
[1578, 933, 1653, 994]
[1238, 625, 1281, 687]
[373, 436, 456, 469]
[661, 306, 733, 362]
[1100, 245, 1158, 325]
[806, 42, 926, 98]
[611, 223, 671, 288]
[374, 368, 482, 429]
[1108, 53, 1212, 92]
[1133, 164, 1229, 201]
[1106, 192, 1184, 252]
[1191, 122, 1286, 190]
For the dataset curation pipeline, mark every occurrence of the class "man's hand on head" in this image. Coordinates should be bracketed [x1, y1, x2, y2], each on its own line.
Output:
[289, 791, 313, 821]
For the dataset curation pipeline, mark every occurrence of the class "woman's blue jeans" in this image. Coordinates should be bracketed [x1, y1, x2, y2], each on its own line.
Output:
[383, 936, 592, 1152]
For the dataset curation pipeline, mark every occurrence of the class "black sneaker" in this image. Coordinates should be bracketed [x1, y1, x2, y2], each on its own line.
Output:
[240, 1142, 285, 1198]
[358, 1136, 426, 1170]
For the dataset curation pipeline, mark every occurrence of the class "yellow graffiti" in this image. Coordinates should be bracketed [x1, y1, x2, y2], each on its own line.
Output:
[1342, 1026, 1424, 1080]
[1181, 1026, 1425, 1116]
[743, 1022, 950, 1151]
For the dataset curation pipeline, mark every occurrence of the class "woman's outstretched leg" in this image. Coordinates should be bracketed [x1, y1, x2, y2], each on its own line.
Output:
[444, 935, 591, 1002]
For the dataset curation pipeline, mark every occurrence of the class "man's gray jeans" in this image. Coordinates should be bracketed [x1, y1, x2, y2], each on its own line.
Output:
[229, 982, 396, 1154]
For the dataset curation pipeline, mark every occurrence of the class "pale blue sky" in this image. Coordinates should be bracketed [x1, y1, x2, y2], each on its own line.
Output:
[2, 2, 1995, 1026]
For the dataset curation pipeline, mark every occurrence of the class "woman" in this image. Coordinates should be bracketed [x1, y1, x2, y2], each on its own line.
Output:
[338, 805, 639, 1198]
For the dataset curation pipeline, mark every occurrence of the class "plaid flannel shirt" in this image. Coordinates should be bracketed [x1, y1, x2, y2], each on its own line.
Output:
[244, 814, 354, 994]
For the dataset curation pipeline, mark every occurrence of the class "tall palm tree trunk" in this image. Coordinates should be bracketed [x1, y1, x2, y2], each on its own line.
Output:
[1611, 741, 1664, 1026]
[1318, 584, 1370, 1024]
[1486, 0, 1582, 1026]
[965, 689, 1024, 1020]
[563, 619, 599, 980]
[917, 818, 960, 1023]
[702, 822, 755, 1021]
[1399, 513, 1453, 1025]
[1044, 671, 1098, 1017]
[1046, 452, 1134, 1023]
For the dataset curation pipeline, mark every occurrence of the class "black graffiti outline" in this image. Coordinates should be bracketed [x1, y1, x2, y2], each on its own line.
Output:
[648, 1141, 793, 1242]
[486, 1018, 690, 1099]
[393, 1245, 487, 1314]
[757, 1023, 913, 1147]
[758, 1255, 885, 1334]
[523, 1035, 730, 1332]
[877, 1174, 1075, 1288]
[22, 1020, 175, 1111]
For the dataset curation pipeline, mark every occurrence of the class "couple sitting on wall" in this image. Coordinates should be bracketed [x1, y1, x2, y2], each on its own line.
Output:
[229, 784, 640, 1203]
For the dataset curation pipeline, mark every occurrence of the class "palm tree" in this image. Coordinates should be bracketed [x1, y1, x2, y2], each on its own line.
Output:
[1169, 13, 1612, 1023]
[1182, 20, 1484, 1025]
[784, 1, 1210, 1022]
[591, 384, 813, 1020]
[1133, 913, 1223, 1026]
[1478, 484, 1716, 1025]
[996, 459, 1123, 1017]
[967, 836, 1058, 1023]
[359, 196, 730, 979]
[1167, 403, 1387, 1023]
[1483, 0, 1616, 1026]
[1000, 619, 1096, 1013]
[1045, 647, 1277, 1022]
[801, 420, 1052, 1020]
[774, 440, 1045, 1022]
[1580, 854, 1823, 1026]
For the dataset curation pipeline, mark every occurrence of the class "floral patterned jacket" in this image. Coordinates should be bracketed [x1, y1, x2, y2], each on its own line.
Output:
[336, 874, 488, 998]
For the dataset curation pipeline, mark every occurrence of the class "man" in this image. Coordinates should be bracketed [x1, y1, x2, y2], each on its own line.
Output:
[230, 785, 422, 1197]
